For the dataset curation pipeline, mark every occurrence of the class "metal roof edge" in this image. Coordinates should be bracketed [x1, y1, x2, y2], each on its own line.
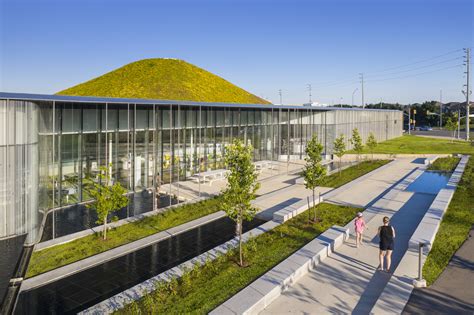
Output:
[0, 92, 401, 112]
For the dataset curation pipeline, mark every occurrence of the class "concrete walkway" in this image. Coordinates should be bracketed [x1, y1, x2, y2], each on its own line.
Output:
[261, 158, 436, 314]
[403, 226, 474, 315]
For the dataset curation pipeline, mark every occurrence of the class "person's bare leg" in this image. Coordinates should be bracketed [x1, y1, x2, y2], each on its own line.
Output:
[379, 250, 385, 270]
[386, 250, 392, 271]
[356, 233, 360, 247]
[359, 233, 363, 245]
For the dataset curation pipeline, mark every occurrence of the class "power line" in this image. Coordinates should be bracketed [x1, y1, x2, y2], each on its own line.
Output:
[311, 77, 359, 88]
[364, 57, 462, 79]
[365, 48, 462, 74]
[365, 64, 462, 83]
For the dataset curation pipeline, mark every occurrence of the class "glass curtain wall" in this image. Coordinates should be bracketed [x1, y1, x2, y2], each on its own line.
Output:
[1, 96, 402, 243]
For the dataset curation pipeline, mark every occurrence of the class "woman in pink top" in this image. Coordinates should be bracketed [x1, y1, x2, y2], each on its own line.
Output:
[354, 212, 367, 248]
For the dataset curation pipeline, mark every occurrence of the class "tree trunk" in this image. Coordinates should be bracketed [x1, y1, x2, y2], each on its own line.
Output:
[339, 157, 342, 175]
[307, 196, 311, 223]
[239, 216, 243, 267]
[312, 189, 316, 222]
[103, 215, 107, 240]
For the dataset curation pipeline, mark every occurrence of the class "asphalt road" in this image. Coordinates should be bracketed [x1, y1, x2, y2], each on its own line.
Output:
[403, 226, 474, 315]
[410, 130, 473, 139]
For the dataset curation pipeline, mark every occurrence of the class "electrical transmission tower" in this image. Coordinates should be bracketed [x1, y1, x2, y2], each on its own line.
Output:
[462, 48, 471, 141]
[307, 84, 312, 103]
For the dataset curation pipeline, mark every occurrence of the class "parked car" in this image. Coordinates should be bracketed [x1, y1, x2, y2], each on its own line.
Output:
[418, 125, 433, 131]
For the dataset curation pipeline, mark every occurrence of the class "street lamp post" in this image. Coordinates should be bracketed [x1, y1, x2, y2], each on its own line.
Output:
[352, 88, 358, 107]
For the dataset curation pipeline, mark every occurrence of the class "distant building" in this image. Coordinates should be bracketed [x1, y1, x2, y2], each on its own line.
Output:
[303, 102, 329, 107]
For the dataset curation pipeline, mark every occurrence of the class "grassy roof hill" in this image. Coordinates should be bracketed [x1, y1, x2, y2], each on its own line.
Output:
[57, 58, 271, 104]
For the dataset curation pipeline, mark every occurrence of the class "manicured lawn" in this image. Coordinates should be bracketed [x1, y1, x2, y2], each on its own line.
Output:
[351, 135, 474, 155]
[427, 157, 460, 172]
[26, 197, 223, 278]
[423, 157, 474, 285]
[117, 203, 359, 314]
[321, 160, 391, 188]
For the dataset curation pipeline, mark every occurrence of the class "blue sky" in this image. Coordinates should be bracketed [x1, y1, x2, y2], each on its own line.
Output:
[1, 0, 472, 104]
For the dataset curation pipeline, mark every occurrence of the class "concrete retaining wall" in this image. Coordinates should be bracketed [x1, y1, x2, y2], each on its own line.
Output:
[21, 211, 227, 292]
[409, 155, 469, 252]
[210, 226, 349, 315]
[80, 220, 281, 314]
[36, 194, 217, 251]
[273, 196, 323, 223]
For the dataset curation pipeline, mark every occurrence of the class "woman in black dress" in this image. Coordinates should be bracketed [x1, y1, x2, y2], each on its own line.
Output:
[378, 216, 396, 272]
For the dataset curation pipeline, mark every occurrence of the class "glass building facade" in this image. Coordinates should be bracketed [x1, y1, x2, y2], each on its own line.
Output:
[0, 93, 403, 245]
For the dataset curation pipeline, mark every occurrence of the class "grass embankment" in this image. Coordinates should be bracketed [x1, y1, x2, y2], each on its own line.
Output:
[117, 203, 359, 314]
[427, 157, 460, 172]
[321, 160, 391, 188]
[423, 157, 474, 285]
[26, 197, 223, 278]
[57, 58, 270, 104]
[351, 135, 474, 155]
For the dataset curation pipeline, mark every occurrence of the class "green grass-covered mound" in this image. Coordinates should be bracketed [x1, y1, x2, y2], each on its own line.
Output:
[57, 58, 270, 104]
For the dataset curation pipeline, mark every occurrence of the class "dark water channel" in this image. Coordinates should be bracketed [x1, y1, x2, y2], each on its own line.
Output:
[41, 192, 180, 242]
[406, 171, 451, 195]
[16, 216, 264, 315]
[0, 235, 26, 306]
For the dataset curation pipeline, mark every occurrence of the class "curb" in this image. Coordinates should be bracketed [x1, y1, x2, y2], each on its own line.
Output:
[20, 211, 227, 292]
[210, 225, 349, 315]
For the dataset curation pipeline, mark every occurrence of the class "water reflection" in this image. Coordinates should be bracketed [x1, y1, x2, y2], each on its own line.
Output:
[406, 171, 451, 195]
[17, 217, 265, 315]
[41, 192, 180, 242]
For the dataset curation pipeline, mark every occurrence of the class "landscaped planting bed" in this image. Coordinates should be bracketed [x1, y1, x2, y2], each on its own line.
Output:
[352, 135, 474, 155]
[423, 157, 474, 285]
[116, 203, 359, 314]
[427, 156, 460, 172]
[321, 160, 391, 188]
[26, 196, 223, 278]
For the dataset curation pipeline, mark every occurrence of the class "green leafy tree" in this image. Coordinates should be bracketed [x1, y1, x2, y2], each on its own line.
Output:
[350, 128, 364, 165]
[445, 117, 457, 142]
[333, 134, 346, 175]
[84, 164, 129, 240]
[222, 139, 260, 267]
[302, 135, 327, 222]
[366, 132, 378, 159]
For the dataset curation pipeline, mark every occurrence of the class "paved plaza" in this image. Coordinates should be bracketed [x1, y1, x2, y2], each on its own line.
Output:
[261, 157, 441, 314]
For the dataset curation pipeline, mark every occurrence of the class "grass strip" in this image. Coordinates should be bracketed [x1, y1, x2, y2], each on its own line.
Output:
[117, 203, 359, 314]
[26, 197, 223, 278]
[350, 135, 474, 155]
[423, 157, 474, 285]
[321, 160, 391, 188]
[427, 157, 460, 172]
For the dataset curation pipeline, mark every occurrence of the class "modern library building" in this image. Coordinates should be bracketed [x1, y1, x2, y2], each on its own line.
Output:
[0, 92, 403, 245]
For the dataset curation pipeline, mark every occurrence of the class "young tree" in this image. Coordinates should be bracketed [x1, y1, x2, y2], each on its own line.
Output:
[350, 128, 364, 165]
[445, 117, 457, 142]
[302, 135, 327, 222]
[366, 132, 378, 159]
[222, 139, 260, 267]
[333, 134, 346, 175]
[84, 164, 128, 240]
